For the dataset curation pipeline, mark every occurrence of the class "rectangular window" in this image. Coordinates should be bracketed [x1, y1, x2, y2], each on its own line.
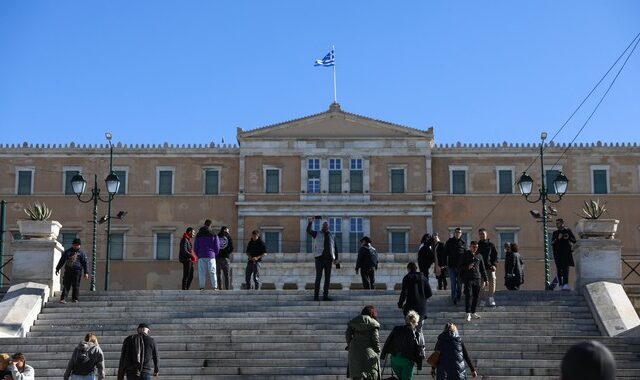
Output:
[266, 169, 280, 193]
[593, 169, 608, 194]
[17, 169, 34, 195]
[350, 159, 363, 193]
[391, 169, 405, 193]
[545, 169, 560, 195]
[451, 170, 466, 194]
[110, 233, 125, 260]
[58, 232, 78, 250]
[155, 233, 172, 260]
[306, 219, 321, 253]
[498, 232, 516, 260]
[498, 170, 513, 194]
[349, 217, 364, 253]
[329, 217, 343, 252]
[113, 170, 127, 195]
[204, 169, 219, 195]
[158, 170, 174, 195]
[307, 159, 320, 194]
[64, 170, 80, 195]
[264, 231, 281, 253]
[329, 159, 342, 193]
[390, 231, 407, 253]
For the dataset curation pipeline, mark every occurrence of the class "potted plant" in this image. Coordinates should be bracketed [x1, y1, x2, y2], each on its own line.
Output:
[575, 199, 619, 239]
[17, 202, 62, 240]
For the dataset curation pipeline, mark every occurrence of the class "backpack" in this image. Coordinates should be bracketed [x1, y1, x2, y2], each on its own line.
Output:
[72, 345, 95, 375]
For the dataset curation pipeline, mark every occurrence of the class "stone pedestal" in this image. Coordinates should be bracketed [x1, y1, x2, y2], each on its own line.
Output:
[11, 239, 64, 298]
[573, 238, 622, 293]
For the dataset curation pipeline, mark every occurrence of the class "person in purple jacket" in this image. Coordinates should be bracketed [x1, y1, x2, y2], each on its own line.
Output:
[193, 219, 220, 290]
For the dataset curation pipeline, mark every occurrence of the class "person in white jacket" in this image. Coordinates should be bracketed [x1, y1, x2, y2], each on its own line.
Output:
[6, 353, 34, 380]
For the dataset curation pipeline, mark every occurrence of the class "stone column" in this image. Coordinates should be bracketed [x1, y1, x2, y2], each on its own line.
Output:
[11, 239, 65, 298]
[573, 238, 622, 292]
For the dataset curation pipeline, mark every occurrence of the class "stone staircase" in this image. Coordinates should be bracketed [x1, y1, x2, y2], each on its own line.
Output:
[2, 289, 640, 379]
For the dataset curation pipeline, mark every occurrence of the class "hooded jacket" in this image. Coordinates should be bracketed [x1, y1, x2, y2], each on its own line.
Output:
[64, 341, 105, 380]
[194, 226, 220, 259]
[434, 330, 475, 380]
[217, 231, 234, 259]
[345, 315, 381, 379]
[398, 270, 432, 317]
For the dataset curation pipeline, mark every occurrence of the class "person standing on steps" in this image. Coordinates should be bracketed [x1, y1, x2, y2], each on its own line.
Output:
[551, 218, 576, 291]
[504, 243, 524, 290]
[345, 305, 381, 380]
[417, 234, 440, 279]
[355, 236, 378, 290]
[245, 230, 267, 290]
[306, 216, 340, 301]
[194, 219, 220, 290]
[459, 241, 488, 321]
[444, 228, 466, 305]
[216, 226, 234, 290]
[178, 227, 196, 290]
[55, 238, 89, 304]
[477, 228, 499, 307]
[117, 324, 159, 380]
[433, 233, 448, 291]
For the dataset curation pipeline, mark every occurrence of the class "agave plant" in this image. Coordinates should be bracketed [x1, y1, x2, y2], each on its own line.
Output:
[579, 199, 607, 219]
[24, 202, 53, 221]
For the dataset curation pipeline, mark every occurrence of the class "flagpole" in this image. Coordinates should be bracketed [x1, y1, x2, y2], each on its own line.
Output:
[332, 45, 337, 103]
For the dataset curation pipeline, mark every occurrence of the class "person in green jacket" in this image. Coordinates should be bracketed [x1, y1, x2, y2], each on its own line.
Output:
[345, 305, 381, 379]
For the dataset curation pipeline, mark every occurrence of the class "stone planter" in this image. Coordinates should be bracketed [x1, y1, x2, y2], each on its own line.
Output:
[17, 220, 62, 240]
[575, 219, 619, 239]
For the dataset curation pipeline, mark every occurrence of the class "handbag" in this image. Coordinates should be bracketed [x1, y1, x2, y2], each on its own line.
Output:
[382, 357, 399, 380]
[426, 350, 440, 367]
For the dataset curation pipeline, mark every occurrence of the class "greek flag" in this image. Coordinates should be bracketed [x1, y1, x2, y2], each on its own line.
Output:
[314, 50, 335, 67]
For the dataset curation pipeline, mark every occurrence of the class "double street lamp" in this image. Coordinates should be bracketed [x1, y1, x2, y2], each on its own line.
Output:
[70, 133, 120, 291]
[517, 132, 569, 290]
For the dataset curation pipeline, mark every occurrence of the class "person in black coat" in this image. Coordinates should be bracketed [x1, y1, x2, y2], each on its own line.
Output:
[178, 227, 196, 290]
[381, 310, 424, 379]
[458, 241, 488, 321]
[504, 242, 524, 290]
[55, 238, 89, 303]
[417, 234, 435, 278]
[398, 262, 433, 331]
[355, 236, 378, 289]
[216, 226, 235, 290]
[433, 233, 447, 290]
[431, 322, 477, 379]
[117, 323, 159, 380]
[444, 228, 466, 304]
[245, 230, 267, 290]
[551, 218, 576, 290]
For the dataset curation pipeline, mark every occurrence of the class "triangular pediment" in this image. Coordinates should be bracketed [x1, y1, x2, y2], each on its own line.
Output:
[238, 103, 432, 140]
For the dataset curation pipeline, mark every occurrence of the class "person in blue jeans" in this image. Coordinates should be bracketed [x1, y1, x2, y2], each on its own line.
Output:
[444, 228, 466, 305]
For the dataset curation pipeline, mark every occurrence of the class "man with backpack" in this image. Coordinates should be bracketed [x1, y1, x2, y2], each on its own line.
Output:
[117, 323, 159, 380]
[55, 238, 89, 303]
[355, 236, 378, 289]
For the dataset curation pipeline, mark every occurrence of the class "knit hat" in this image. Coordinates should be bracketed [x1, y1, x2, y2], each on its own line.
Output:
[360, 236, 372, 244]
[72, 238, 82, 245]
[138, 323, 150, 330]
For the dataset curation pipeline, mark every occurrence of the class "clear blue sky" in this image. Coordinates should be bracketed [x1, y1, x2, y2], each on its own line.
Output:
[1, 1, 638, 146]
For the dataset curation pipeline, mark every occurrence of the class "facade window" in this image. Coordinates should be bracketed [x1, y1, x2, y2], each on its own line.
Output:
[545, 169, 560, 195]
[263, 231, 281, 253]
[329, 159, 342, 193]
[157, 168, 174, 195]
[307, 159, 320, 194]
[64, 168, 81, 195]
[58, 232, 78, 250]
[110, 232, 125, 260]
[592, 166, 609, 194]
[349, 217, 364, 253]
[390, 168, 405, 193]
[306, 219, 321, 253]
[390, 231, 408, 253]
[16, 168, 34, 195]
[265, 169, 280, 193]
[350, 159, 363, 193]
[204, 169, 220, 195]
[497, 169, 513, 194]
[498, 232, 516, 260]
[113, 170, 127, 195]
[329, 217, 343, 251]
[155, 233, 172, 260]
[451, 170, 467, 194]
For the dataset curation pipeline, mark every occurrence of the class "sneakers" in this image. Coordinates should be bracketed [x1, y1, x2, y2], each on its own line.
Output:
[465, 313, 471, 321]
[561, 284, 571, 291]
[72, 299, 79, 303]
[488, 297, 496, 307]
[471, 313, 481, 319]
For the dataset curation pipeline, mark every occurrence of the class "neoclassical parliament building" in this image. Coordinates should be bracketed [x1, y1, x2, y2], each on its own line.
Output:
[1, 103, 639, 290]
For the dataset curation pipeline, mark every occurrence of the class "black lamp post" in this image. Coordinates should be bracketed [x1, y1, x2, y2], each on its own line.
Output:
[517, 132, 569, 290]
[71, 133, 120, 291]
